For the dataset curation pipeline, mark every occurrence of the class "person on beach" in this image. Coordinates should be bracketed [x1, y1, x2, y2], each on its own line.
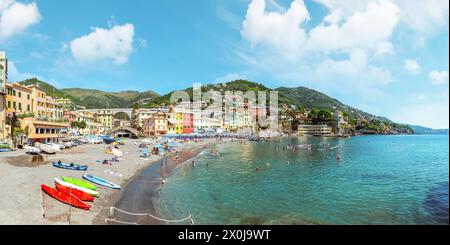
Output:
[192, 160, 196, 167]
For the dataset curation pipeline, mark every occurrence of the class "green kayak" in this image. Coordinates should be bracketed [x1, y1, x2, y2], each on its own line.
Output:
[61, 176, 97, 191]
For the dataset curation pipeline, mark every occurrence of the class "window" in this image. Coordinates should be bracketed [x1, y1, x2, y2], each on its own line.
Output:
[18, 103, 22, 111]
[13, 101, 16, 109]
[12, 90, 16, 96]
[27, 94, 30, 100]
[18, 91, 21, 98]
[7, 101, 10, 108]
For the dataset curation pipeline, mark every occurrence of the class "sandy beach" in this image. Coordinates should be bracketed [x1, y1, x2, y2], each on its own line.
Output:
[0, 138, 223, 225]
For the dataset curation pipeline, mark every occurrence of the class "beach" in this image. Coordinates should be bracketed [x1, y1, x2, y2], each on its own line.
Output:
[0, 137, 223, 225]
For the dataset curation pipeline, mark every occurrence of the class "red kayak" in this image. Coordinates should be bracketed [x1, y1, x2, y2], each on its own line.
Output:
[55, 183, 95, 202]
[41, 184, 91, 210]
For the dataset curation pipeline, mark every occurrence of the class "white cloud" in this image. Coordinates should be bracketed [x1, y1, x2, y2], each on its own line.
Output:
[374, 41, 394, 57]
[0, 0, 41, 40]
[214, 73, 247, 83]
[307, 0, 399, 54]
[404, 59, 421, 74]
[396, 0, 449, 34]
[429, 70, 449, 85]
[391, 92, 449, 129]
[315, 49, 393, 86]
[241, 0, 309, 61]
[70, 23, 135, 65]
[314, 0, 449, 35]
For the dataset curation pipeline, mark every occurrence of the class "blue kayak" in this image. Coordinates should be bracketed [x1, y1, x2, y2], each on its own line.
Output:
[103, 137, 116, 144]
[52, 162, 88, 171]
[83, 174, 120, 189]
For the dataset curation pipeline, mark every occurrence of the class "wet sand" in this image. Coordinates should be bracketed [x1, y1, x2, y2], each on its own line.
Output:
[96, 141, 221, 225]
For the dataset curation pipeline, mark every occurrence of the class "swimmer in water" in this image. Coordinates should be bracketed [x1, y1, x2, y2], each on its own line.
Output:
[256, 167, 260, 171]
[337, 154, 341, 160]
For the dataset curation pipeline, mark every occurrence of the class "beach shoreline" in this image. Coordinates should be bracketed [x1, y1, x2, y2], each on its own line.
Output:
[0, 137, 227, 225]
[97, 138, 227, 225]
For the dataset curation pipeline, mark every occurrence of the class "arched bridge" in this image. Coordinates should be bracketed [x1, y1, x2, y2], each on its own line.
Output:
[111, 126, 145, 138]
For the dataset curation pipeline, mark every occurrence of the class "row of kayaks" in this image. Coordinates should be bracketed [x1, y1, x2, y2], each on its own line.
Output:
[42, 175, 121, 210]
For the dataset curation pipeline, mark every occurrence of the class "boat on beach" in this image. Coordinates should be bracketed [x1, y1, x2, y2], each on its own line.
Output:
[54, 178, 100, 197]
[54, 183, 94, 202]
[35, 143, 56, 154]
[24, 146, 41, 155]
[52, 162, 88, 171]
[61, 176, 97, 190]
[83, 174, 121, 189]
[41, 184, 91, 210]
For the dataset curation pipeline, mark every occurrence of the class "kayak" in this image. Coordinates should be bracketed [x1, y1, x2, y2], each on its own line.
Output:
[55, 183, 95, 202]
[103, 138, 116, 144]
[54, 178, 100, 197]
[83, 174, 121, 189]
[52, 162, 88, 171]
[61, 176, 97, 191]
[41, 184, 91, 210]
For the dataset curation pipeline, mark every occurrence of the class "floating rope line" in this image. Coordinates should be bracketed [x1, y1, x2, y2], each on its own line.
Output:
[109, 207, 194, 224]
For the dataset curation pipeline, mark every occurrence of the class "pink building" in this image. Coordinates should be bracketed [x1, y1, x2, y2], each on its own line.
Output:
[182, 112, 194, 134]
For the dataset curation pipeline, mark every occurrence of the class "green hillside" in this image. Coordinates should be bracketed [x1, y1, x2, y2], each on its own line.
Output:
[18, 78, 160, 109]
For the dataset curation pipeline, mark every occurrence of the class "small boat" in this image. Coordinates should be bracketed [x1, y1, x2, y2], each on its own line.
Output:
[35, 143, 56, 154]
[103, 137, 116, 144]
[61, 176, 97, 190]
[54, 178, 100, 197]
[45, 143, 63, 151]
[52, 162, 88, 171]
[83, 174, 121, 189]
[63, 141, 73, 148]
[24, 146, 41, 155]
[54, 183, 94, 202]
[41, 184, 91, 210]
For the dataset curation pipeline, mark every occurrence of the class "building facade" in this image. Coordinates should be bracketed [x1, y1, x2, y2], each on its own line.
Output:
[297, 124, 333, 136]
[19, 117, 68, 143]
[143, 112, 168, 136]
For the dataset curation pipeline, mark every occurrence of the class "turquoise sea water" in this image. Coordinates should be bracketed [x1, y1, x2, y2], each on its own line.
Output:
[155, 135, 449, 225]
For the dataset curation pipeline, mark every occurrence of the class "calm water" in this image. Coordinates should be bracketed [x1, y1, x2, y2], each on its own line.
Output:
[155, 135, 449, 225]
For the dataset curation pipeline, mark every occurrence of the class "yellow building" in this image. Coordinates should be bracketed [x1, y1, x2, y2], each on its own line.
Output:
[95, 109, 113, 134]
[175, 111, 183, 134]
[5, 83, 33, 116]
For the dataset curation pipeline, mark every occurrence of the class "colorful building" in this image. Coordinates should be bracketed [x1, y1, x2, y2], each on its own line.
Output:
[175, 112, 183, 134]
[182, 112, 194, 134]
[143, 112, 167, 136]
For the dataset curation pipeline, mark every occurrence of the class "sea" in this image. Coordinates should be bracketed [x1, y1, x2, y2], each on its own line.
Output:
[154, 135, 449, 225]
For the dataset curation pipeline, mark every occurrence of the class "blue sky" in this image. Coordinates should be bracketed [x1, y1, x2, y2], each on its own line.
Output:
[0, 0, 448, 128]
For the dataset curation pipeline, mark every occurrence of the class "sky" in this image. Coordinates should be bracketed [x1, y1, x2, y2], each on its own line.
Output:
[0, 0, 449, 128]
